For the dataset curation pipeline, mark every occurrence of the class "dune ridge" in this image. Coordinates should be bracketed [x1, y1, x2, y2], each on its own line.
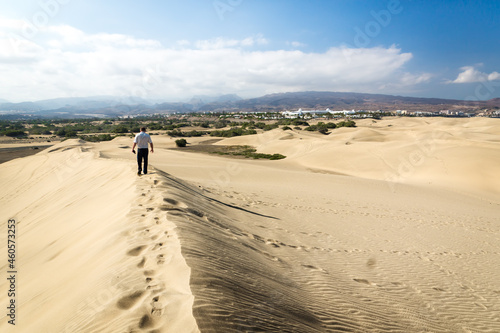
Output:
[0, 140, 198, 333]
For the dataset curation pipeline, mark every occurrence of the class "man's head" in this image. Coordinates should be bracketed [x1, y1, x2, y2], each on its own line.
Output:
[141, 127, 146, 132]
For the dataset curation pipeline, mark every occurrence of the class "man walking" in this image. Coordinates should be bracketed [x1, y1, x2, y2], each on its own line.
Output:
[132, 127, 154, 175]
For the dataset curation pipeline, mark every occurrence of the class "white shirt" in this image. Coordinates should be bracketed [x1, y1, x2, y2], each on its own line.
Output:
[134, 132, 152, 149]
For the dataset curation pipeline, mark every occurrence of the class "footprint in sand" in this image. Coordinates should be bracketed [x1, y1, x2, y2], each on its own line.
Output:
[137, 257, 146, 268]
[116, 290, 145, 310]
[127, 245, 147, 256]
[152, 242, 164, 251]
[354, 278, 376, 286]
[143, 270, 156, 277]
[151, 296, 165, 317]
[138, 314, 154, 329]
[157, 254, 167, 265]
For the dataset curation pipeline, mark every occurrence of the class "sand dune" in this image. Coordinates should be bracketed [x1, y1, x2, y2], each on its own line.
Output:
[0, 140, 198, 333]
[1, 117, 500, 332]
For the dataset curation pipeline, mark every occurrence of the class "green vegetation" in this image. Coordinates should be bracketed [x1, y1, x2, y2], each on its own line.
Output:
[304, 122, 336, 134]
[209, 128, 257, 137]
[211, 146, 285, 160]
[167, 129, 208, 137]
[304, 120, 355, 134]
[79, 134, 115, 142]
[175, 138, 187, 147]
[277, 119, 310, 126]
[4, 130, 26, 137]
[336, 120, 356, 128]
[0, 115, 357, 142]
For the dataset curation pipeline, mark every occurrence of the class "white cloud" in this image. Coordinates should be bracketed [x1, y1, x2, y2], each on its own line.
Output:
[450, 66, 500, 84]
[488, 72, 500, 81]
[288, 41, 306, 48]
[400, 72, 433, 85]
[0, 19, 427, 102]
[194, 35, 268, 50]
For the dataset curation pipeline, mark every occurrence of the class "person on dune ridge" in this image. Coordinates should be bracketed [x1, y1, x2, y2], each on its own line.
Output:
[132, 127, 154, 175]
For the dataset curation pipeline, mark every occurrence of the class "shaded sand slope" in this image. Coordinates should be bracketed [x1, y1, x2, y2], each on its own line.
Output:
[151, 157, 500, 332]
[0, 140, 198, 333]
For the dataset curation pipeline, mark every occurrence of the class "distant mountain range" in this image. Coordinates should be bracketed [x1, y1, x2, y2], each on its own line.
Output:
[1, 92, 498, 118]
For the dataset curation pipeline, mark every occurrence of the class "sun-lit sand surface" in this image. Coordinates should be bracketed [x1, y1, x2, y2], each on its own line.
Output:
[1, 117, 499, 332]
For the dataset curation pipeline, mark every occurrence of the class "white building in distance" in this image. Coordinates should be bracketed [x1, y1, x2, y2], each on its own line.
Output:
[281, 108, 357, 118]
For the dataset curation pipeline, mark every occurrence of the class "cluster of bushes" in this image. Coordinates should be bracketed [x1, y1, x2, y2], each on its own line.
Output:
[28, 125, 52, 135]
[336, 120, 356, 128]
[304, 120, 356, 134]
[167, 129, 208, 137]
[209, 128, 257, 137]
[304, 122, 337, 134]
[79, 134, 115, 142]
[3, 130, 26, 137]
[0, 121, 26, 137]
[277, 119, 310, 126]
[213, 146, 286, 160]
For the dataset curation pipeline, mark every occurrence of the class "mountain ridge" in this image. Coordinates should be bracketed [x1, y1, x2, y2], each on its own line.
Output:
[1, 91, 498, 118]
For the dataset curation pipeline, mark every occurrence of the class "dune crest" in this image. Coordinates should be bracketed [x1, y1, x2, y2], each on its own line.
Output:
[0, 140, 198, 333]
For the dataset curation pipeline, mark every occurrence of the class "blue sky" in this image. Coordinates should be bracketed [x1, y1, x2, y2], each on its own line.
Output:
[1, 0, 499, 102]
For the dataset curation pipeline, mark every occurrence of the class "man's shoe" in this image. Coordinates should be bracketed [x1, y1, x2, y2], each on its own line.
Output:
[137, 172, 141, 176]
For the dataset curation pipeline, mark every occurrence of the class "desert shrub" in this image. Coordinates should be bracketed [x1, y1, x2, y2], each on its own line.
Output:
[254, 122, 266, 129]
[213, 146, 286, 160]
[167, 129, 185, 137]
[209, 128, 257, 137]
[214, 121, 228, 129]
[55, 129, 67, 136]
[317, 127, 329, 135]
[291, 119, 310, 126]
[112, 125, 129, 133]
[269, 154, 286, 160]
[185, 130, 207, 137]
[175, 139, 187, 147]
[282, 126, 292, 131]
[304, 123, 330, 134]
[79, 134, 114, 142]
[65, 130, 77, 138]
[277, 119, 292, 125]
[263, 124, 279, 131]
[293, 126, 302, 130]
[147, 122, 163, 130]
[4, 130, 26, 137]
[337, 120, 356, 127]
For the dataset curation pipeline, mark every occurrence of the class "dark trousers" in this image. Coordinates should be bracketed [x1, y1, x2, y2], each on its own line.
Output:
[137, 148, 149, 174]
